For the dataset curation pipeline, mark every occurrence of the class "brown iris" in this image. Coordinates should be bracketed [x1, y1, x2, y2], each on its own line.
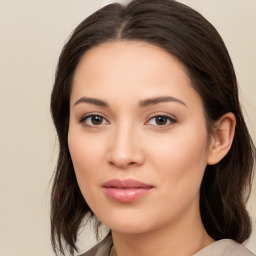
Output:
[155, 116, 169, 125]
[91, 115, 104, 125]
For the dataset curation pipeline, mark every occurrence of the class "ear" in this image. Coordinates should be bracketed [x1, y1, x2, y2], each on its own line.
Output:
[207, 112, 236, 165]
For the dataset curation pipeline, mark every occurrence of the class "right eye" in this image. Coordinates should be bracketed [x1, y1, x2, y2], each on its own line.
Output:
[80, 114, 109, 126]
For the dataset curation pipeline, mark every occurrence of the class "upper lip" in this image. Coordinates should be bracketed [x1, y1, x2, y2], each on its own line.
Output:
[102, 179, 153, 189]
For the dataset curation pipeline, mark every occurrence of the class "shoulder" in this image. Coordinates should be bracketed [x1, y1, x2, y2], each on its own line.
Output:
[193, 239, 255, 256]
[79, 233, 113, 256]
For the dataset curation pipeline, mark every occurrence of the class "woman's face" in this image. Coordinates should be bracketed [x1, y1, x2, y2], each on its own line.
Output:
[68, 41, 213, 234]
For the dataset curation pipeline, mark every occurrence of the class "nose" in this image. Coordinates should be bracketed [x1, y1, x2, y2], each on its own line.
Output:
[107, 124, 145, 169]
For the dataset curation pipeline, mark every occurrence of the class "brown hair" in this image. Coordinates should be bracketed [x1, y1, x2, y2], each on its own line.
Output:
[50, 0, 255, 254]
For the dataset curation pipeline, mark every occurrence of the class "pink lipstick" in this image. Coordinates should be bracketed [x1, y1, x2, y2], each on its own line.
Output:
[102, 179, 153, 203]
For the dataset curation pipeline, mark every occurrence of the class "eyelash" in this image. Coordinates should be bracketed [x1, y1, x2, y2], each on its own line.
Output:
[79, 113, 177, 127]
[146, 114, 177, 127]
[79, 113, 109, 127]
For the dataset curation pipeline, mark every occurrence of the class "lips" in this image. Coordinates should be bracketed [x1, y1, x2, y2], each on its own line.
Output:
[102, 179, 153, 203]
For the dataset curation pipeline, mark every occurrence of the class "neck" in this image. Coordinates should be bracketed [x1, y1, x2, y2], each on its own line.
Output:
[111, 203, 214, 256]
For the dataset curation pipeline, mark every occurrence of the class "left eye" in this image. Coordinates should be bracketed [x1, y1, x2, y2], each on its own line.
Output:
[80, 115, 108, 126]
[147, 115, 176, 126]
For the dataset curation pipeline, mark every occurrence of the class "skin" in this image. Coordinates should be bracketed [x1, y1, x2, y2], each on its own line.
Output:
[68, 41, 236, 256]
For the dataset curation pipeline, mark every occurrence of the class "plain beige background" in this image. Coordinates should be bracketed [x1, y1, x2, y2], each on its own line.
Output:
[0, 0, 255, 255]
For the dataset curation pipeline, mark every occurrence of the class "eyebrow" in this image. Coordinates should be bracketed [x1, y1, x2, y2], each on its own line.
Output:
[74, 97, 109, 107]
[73, 96, 187, 108]
[139, 96, 187, 107]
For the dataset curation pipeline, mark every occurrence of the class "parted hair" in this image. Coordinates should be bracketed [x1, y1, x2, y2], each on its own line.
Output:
[50, 0, 255, 254]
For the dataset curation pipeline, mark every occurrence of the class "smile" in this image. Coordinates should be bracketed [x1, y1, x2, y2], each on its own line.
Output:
[102, 179, 154, 203]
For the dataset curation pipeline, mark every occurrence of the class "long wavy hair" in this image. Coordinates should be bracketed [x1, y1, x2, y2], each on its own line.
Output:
[50, 0, 255, 254]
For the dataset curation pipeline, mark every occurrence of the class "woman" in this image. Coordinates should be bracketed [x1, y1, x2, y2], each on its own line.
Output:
[50, 0, 255, 255]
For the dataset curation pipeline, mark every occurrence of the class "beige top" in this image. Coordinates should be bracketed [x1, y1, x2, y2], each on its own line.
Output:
[80, 234, 255, 256]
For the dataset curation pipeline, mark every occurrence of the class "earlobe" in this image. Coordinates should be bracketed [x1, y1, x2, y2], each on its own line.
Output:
[207, 112, 236, 165]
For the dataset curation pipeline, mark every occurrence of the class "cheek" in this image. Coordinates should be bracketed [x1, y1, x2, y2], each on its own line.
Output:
[150, 128, 208, 162]
[146, 124, 209, 190]
[67, 128, 106, 199]
[68, 116, 108, 169]
[145, 127, 209, 222]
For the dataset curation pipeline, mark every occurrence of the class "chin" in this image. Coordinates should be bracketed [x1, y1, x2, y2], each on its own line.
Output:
[96, 209, 168, 235]
[108, 221, 153, 234]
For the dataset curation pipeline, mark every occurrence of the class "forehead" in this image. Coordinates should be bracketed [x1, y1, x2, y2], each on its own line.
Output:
[74, 40, 188, 79]
[71, 40, 201, 110]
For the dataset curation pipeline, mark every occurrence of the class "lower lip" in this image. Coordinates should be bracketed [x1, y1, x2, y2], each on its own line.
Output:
[103, 187, 152, 203]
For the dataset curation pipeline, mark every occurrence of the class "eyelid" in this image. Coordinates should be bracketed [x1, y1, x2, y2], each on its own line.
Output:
[78, 112, 177, 127]
[79, 112, 110, 127]
[145, 112, 177, 126]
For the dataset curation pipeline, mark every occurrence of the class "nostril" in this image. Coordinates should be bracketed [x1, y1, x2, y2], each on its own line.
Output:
[107, 146, 145, 168]
[108, 160, 137, 168]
